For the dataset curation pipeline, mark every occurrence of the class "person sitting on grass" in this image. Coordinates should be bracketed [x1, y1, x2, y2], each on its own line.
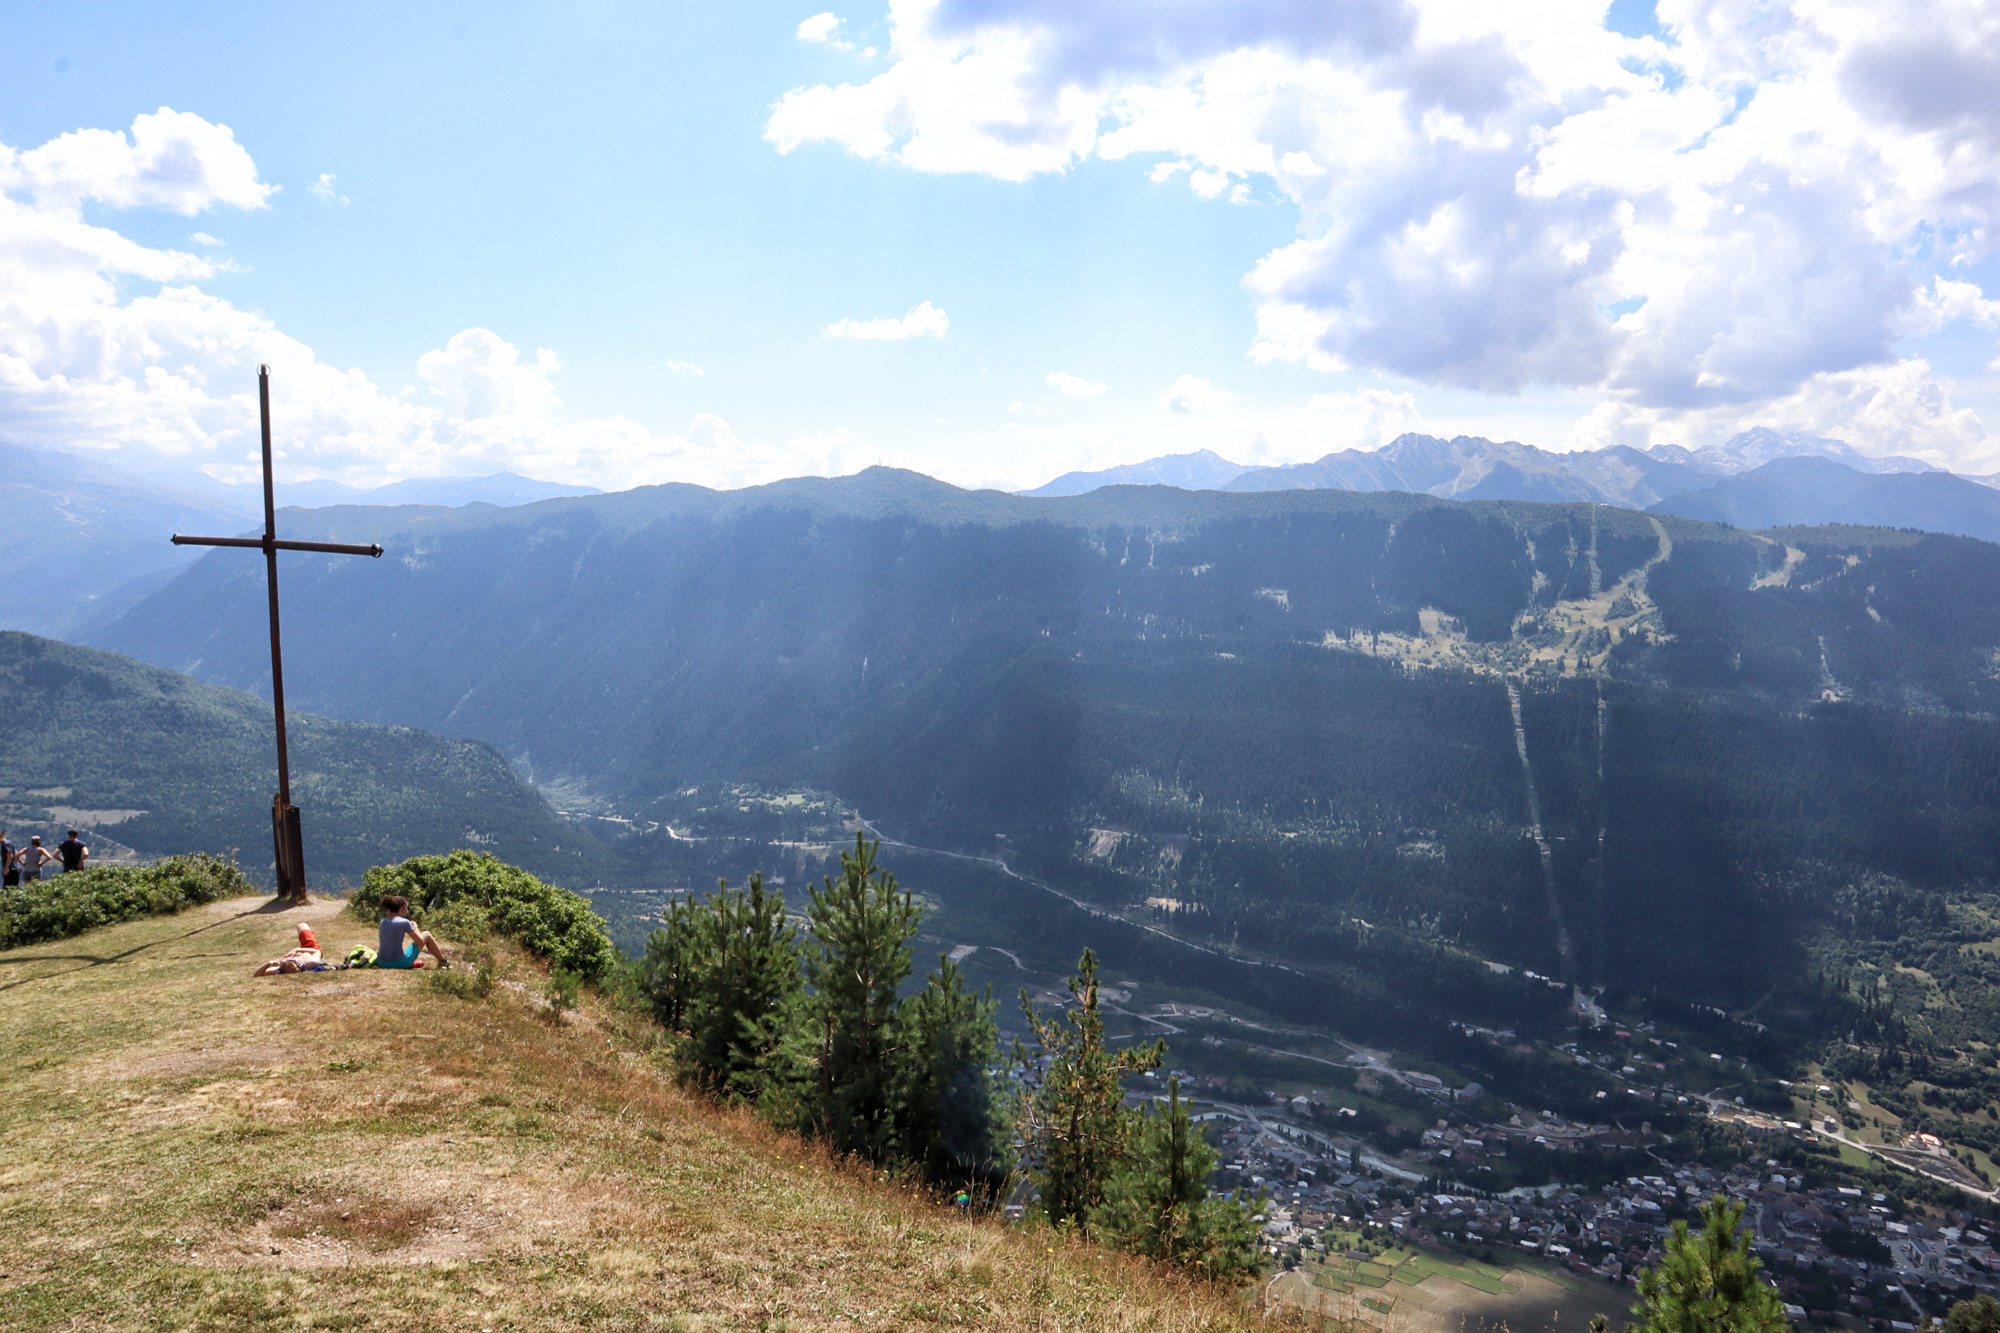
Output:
[376, 894, 449, 970]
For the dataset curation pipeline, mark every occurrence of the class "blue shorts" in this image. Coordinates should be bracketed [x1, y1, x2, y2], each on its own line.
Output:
[376, 942, 422, 970]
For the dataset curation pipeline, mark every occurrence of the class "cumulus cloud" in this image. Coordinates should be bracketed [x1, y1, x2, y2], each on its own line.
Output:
[768, 0, 2000, 458]
[822, 299, 950, 339]
[1163, 373, 1229, 413]
[1572, 358, 1996, 472]
[309, 172, 349, 205]
[0, 111, 855, 492]
[798, 12, 861, 50]
[1046, 370, 1107, 397]
[1915, 277, 2000, 332]
[1309, 388, 1423, 449]
[0, 106, 274, 215]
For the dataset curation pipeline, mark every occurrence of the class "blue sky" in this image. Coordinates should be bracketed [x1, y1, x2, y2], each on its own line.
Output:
[2, 1, 1997, 492]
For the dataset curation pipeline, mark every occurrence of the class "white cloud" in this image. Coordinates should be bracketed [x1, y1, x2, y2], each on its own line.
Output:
[417, 329, 562, 433]
[798, 12, 856, 50]
[1915, 277, 2000, 332]
[1309, 388, 1423, 449]
[188, 231, 223, 247]
[0, 106, 274, 215]
[1571, 358, 1996, 472]
[1163, 373, 1230, 414]
[0, 111, 872, 492]
[767, 0, 2000, 457]
[657, 360, 707, 376]
[822, 299, 950, 340]
[1046, 370, 1107, 398]
[309, 172, 349, 206]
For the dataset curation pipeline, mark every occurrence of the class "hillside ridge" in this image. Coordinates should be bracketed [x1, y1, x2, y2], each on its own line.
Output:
[0, 898, 1264, 1331]
[0, 630, 617, 890]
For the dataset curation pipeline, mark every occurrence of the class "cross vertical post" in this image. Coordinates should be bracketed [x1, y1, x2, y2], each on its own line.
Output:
[257, 369, 303, 897]
[172, 365, 385, 902]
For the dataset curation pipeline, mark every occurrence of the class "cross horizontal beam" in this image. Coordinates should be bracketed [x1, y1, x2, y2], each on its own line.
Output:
[172, 534, 384, 558]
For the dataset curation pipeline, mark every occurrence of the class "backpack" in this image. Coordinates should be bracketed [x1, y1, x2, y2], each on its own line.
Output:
[344, 946, 378, 969]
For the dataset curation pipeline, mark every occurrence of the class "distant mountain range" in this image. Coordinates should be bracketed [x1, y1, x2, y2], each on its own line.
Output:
[0, 439, 597, 636]
[72, 469, 2000, 1031]
[273, 472, 601, 509]
[1021, 427, 1996, 543]
[1224, 435, 1715, 506]
[1, 441, 255, 638]
[1649, 456, 2000, 541]
[1023, 448, 1256, 496]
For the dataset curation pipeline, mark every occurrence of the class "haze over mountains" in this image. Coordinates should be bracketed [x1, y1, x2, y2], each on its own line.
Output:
[1, 438, 596, 636]
[68, 469, 2000, 1052]
[272, 472, 601, 509]
[15, 422, 1995, 647]
[1025, 428, 2000, 545]
[1648, 456, 2000, 542]
[17, 419, 2000, 1047]
[1022, 448, 1256, 495]
[1, 440, 258, 638]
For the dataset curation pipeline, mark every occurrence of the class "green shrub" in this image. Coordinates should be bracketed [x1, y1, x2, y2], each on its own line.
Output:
[0, 853, 254, 950]
[423, 898, 495, 944]
[423, 944, 499, 1002]
[349, 850, 615, 981]
[542, 967, 581, 1021]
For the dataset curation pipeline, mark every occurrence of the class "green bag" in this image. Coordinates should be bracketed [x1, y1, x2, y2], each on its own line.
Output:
[344, 945, 377, 969]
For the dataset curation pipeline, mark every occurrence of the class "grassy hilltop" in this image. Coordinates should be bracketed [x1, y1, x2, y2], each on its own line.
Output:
[0, 897, 1264, 1332]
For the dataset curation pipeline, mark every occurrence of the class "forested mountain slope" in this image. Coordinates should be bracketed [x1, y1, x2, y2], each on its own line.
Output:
[1651, 456, 2000, 541]
[77, 471, 2000, 1044]
[0, 632, 612, 890]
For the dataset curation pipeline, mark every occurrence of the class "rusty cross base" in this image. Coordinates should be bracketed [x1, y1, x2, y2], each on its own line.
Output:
[172, 365, 383, 902]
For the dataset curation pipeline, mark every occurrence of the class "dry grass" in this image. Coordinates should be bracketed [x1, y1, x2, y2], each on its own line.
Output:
[0, 896, 1287, 1332]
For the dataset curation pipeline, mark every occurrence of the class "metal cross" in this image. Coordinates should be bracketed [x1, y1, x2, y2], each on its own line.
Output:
[171, 366, 384, 902]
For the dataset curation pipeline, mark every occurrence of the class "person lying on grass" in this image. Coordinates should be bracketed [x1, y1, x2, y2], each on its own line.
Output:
[253, 921, 332, 976]
[376, 894, 450, 970]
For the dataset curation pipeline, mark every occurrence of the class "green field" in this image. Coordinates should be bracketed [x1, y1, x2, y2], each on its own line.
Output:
[1314, 1242, 1522, 1297]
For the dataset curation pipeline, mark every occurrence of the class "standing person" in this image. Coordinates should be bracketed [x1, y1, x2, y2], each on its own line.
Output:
[57, 828, 88, 874]
[20, 836, 57, 882]
[1, 830, 17, 890]
[375, 895, 450, 970]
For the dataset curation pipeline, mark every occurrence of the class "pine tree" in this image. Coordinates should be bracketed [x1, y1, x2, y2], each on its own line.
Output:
[893, 954, 1009, 1187]
[664, 873, 801, 1101]
[1631, 1195, 1791, 1333]
[1090, 1074, 1265, 1280]
[637, 893, 701, 1031]
[1946, 1296, 2000, 1333]
[803, 833, 922, 1161]
[1015, 948, 1165, 1230]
